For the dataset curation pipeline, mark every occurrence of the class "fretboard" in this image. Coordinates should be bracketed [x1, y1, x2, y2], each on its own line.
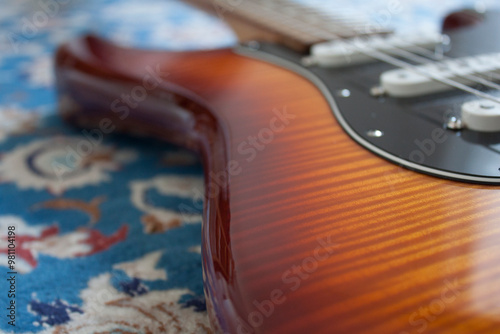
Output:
[184, 0, 392, 51]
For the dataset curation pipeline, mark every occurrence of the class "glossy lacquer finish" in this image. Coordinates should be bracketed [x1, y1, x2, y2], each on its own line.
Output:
[55, 36, 500, 333]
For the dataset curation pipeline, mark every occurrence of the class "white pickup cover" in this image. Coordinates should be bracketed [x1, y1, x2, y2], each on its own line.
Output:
[305, 32, 444, 68]
[462, 99, 500, 132]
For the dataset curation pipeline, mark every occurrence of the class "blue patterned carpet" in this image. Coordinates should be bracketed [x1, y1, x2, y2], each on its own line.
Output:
[0, 0, 497, 333]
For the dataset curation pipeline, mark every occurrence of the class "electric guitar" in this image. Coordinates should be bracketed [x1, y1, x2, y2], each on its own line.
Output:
[54, 1, 500, 333]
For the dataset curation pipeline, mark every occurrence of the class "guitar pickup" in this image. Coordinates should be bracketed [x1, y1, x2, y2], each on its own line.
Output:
[380, 53, 500, 97]
[461, 99, 500, 132]
[303, 32, 445, 68]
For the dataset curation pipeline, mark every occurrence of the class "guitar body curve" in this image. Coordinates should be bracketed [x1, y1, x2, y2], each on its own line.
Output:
[55, 32, 500, 334]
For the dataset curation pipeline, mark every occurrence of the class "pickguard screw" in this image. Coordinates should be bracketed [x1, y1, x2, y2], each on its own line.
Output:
[337, 89, 351, 97]
[301, 56, 316, 67]
[367, 129, 384, 138]
[245, 41, 260, 51]
[446, 116, 464, 130]
[370, 86, 386, 97]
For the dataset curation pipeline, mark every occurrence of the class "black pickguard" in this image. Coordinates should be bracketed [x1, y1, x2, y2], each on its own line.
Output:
[247, 10, 500, 184]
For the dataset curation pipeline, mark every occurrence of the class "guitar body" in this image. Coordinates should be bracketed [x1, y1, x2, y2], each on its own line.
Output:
[55, 11, 500, 334]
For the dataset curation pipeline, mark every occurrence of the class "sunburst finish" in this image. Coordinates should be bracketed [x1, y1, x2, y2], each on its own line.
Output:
[55, 33, 500, 334]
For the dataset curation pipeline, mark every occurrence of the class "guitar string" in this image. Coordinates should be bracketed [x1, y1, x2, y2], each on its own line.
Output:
[245, 0, 500, 97]
[244, 0, 500, 103]
[364, 31, 500, 86]
[393, 41, 500, 82]
[286, 4, 500, 102]
[343, 44, 500, 104]
[385, 46, 500, 91]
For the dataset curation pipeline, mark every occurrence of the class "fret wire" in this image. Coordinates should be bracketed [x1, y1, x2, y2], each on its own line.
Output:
[247, 2, 370, 40]
[232, 8, 320, 42]
[239, 2, 325, 36]
[268, 0, 387, 33]
[229, 0, 390, 40]
[227, 1, 320, 39]
[236, 2, 329, 41]
[239, 0, 377, 39]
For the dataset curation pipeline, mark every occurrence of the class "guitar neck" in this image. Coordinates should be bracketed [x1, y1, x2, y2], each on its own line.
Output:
[183, 0, 392, 51]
